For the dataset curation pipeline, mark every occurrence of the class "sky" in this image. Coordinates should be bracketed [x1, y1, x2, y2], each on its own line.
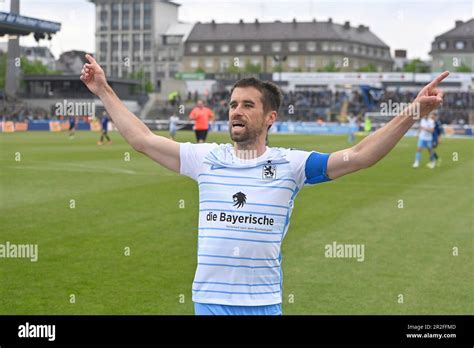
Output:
[0, 0, 472, 60]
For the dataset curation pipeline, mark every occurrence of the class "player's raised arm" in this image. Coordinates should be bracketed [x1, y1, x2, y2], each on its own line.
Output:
[80, 54, 180, 173]
[326, 71, 449, 179]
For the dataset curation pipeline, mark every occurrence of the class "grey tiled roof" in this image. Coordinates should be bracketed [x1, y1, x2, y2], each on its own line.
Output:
[186, 20, 389, 47]
[435, 18, 474, 39]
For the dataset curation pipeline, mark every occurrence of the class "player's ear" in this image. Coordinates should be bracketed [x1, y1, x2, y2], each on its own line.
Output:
[266, 110, 277, 128]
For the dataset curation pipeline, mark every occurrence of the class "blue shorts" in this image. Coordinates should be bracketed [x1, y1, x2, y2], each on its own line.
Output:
[194, 302, 282, 315]
[417, 139, 432, 149]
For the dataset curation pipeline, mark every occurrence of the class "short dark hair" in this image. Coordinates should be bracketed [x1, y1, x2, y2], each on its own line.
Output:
[230, 77, 283, 114]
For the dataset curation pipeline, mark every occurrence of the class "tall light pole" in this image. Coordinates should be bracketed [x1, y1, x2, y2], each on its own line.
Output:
[5, 0, 21, 99]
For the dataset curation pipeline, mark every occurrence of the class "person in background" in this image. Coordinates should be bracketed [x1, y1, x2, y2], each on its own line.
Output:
[431, 112, 444, 167]
[189, 100, 214, 143]
[169, 113, 180, 140]
[347, 114, 357, 143]
[98, 111, 112, 145]
[412, 114, 435, 169]
[68, 116, 77, 139]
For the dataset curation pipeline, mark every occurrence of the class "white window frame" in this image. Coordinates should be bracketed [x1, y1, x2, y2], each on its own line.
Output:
[220, 58, 230, 71]
[288, 41, 299, 52]
[250, 57, 260, 66]
[306, 56, 316, 68]
[288, 56, 299, 68]
[306, 42, 316, 52]
[251, 44, 261, 52]
[205, 58, 213, 68]
[190, 59, 199, 68]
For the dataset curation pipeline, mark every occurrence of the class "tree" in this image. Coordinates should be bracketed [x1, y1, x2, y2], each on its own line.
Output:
[20, 57, 60, 75]
[317, 62, 340, 72]
[272, 64, 283, 73]
[194, 67, 205, 74]
[357, 63, 378, 72]
[226, 65, 240, 74]
[244, 62, 261, 73]
[455, 64, 472, 73]
[0, 55, 59, 90]
[403, 58, 430, 73]
[128, 69, 154, 93]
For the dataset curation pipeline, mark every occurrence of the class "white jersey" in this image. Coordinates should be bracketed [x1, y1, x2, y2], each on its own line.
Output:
[419, 118, 434, 141]
[180, 142, 331, 306]
[169, 116, 179, 130]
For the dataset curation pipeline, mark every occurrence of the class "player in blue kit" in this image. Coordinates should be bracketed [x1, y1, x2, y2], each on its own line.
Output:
[97, 111, 112, 145]
[431, 112, 444, 167]
[81, 54, 448, 315]
[68, 116, 77, 139]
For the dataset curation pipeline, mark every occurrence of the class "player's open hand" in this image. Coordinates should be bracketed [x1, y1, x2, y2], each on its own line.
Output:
[414, 71, 449, 117]
[80, 54, 108, 97]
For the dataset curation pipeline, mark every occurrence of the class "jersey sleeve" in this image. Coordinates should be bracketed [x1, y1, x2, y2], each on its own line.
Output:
[288, 149, 332, 189]
[179, 142, 217, 181]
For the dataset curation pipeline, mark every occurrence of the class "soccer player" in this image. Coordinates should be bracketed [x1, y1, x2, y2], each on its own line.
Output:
[347, 114, 357, 143]
[68, 116, 76, 139]
[412, 114, 436, 169]
[169, 113, 180, 140]
[189, 100, 214, 143]
[80, 54, 448, 315]
[97, 111, 112, 145]
[431, 112, 444, 167]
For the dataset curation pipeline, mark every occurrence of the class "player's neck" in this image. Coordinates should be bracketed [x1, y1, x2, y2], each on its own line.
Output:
[234, 140, 267, 159]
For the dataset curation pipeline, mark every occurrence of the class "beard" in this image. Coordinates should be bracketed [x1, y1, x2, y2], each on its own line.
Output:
[229, 123, 263, 145]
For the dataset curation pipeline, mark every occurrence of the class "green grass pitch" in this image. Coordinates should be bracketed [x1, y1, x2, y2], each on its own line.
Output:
[0, 130, 472, 314]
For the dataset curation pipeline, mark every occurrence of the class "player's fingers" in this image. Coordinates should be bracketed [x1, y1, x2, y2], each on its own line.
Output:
[85, 54, 96, 64]
[428, 88, 443, 103]
[427, 71, 449, 88]
[435, 89, 444, 100]
[430, 88, 444, 102]
[421, 95, 442, 106]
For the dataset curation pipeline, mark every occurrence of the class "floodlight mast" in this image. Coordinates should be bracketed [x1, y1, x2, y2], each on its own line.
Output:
[5, 0, 20, 99]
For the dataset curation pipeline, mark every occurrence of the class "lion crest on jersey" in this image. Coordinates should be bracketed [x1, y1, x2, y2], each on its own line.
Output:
[232, 192, 247, 208]
[262, 160, 276, 180]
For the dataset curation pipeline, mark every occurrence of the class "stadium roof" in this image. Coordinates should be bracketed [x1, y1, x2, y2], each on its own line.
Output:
[0, 11, 61, 36]
[186, 19, 389, 47]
